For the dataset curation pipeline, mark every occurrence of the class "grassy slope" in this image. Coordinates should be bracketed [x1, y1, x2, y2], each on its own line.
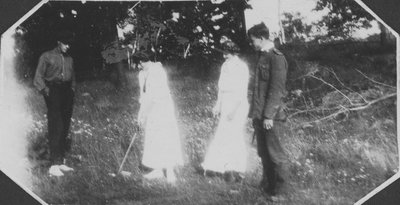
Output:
[27, 46, 397, 205]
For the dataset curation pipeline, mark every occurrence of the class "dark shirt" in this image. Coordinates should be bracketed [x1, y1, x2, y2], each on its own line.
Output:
[33, 47, 75, 91]
[248, 48, 288, 120]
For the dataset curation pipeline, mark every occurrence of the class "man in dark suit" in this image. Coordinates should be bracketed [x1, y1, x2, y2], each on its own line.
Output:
[247, 23, 288, 202]
[33, 31, 76, 177]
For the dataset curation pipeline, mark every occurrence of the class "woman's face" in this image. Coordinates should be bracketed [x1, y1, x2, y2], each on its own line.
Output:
[138, 61, 150, 71]
[223, 53, 234, 59]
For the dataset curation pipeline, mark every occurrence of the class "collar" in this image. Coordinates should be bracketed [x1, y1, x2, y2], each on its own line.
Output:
[260, 45, 274, 52]
[260, 41, 275, 52]
[53, 46, 70, 56]
[52, 47, 62, 54]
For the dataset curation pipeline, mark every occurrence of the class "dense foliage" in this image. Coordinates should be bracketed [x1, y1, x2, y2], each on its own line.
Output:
[114, 1, 250, 62]
[19, 1, 249, 79]
[281, 12, 313, 43]
[314, 0, 374, 38]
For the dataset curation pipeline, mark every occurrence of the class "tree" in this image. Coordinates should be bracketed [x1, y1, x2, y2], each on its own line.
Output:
[281, 12, 312, 43]
[315, 0, 374, 38]
[17, 1, 249, 84]
[121, 0, 250, 61]
[112, 0, 250, 79]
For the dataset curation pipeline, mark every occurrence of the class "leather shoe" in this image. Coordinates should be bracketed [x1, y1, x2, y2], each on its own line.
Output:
[59, 164, 74, 172]
[48, 165, 64, 177]
[264, 194, 286, 202]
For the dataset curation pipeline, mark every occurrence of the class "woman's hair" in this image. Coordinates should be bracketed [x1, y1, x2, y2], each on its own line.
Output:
[247, 22, 270, 40]
[219, 36, 240, 54]
[133, 51, 154, 63]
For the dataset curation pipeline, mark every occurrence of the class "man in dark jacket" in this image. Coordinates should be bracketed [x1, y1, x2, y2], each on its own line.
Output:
[33, 31, 76, 177]
[247, 23, 288, 201]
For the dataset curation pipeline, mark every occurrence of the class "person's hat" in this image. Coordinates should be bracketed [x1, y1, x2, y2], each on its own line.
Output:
[57, 30, 74, 45]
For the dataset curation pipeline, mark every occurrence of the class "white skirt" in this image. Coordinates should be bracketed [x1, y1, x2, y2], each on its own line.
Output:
[202, 102, 248, 173]
[141, 100, 183, 169]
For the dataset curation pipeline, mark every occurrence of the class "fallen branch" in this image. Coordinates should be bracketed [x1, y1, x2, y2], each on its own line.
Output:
[349, 92, 396, 111]
[301, 92, 396, 125]
[355, 69, 396, 89]
[307, 74, 354, 105]
[326, 67, 368, 103]
[287, 106, 341, 119]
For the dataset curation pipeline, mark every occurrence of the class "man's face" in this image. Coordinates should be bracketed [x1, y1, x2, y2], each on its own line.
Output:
[250, 35, 263, 51]
[59, 41, 70, 53]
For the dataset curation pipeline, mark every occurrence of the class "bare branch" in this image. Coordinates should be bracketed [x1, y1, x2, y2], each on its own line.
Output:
[325, 67, 368, 103]
[289, 62, 395, 127]
[355, 69, 396, 89]
[287, 106, 341, 118]
[349, 92, 396, 111]
[307, 74, 354, 105]
[300, 92, 396, 125]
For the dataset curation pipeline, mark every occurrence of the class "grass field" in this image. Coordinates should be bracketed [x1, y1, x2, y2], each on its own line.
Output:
[26, 46, 397, 205]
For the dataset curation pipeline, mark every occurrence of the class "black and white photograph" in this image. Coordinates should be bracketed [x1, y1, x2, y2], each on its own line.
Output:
[0, 0, 398, 204]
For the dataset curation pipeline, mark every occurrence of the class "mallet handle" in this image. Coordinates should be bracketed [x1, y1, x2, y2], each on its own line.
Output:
[118, 133, 137, 174]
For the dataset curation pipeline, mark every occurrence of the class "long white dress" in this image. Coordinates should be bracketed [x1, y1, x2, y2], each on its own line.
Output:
[202, 55, 249, 173]
[138, 62, 183, 169]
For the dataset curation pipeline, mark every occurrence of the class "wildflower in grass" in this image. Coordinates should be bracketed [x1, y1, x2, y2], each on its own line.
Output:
[73, 129, 84, 135]
[358, 174, 367, 179]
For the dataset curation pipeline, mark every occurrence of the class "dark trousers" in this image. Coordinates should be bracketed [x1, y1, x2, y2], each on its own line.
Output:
[253, 119, 287, 195]
[44, 82, 74, 164]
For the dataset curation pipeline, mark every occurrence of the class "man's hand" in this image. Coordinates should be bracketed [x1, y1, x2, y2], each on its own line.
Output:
[40, 87, 49, 96]
[263, 119, 273, 130]
[137, 113, 145, 126]
[212, 105, 221, 117]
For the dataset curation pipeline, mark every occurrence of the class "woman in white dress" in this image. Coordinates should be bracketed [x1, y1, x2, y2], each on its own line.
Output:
[201, 38, 250, 181]
[137, 57, 183, 183]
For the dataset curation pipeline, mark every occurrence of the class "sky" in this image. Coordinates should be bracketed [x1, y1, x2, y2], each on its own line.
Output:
[244, 0, 381, 39]
[245, 0, 324, 32]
